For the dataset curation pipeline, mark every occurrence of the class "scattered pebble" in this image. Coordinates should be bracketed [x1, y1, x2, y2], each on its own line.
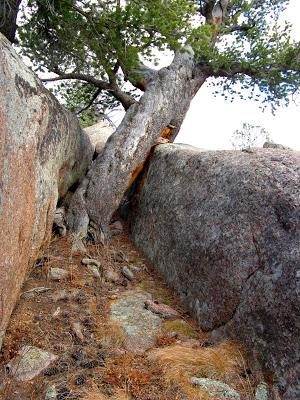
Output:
[21, 287, 51, 299]
[81, 258, 101, 268]
[52, 289, 68, 302]
[191, 377, 240, 400]
[71, 322, 84, 342]
[255, 382, 269, 400]
[122, 266, 134, 281]
[112, 250, 128, 263]
[145, 300, 180, 320]
[130, 266, 141, 273]
[45, 385, 58, 400]
[87, 265, 101, 279]
[48, 268, 68, 281]
[109, 220, 123, 236]
[104, 269, 120, 283]
[5, 346, 58, 381]
[52, 306, 61, 318]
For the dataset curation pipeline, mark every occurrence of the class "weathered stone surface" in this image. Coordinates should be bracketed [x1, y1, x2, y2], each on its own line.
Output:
[5, 346, 58, 381]
[124, 335, 156, 355]
[255, 382, 269, 400]
[83, 121, 113, 155]
[122, 266, 134, 281]
[0, 33, 93, 347]
[110, 290, 161, 353]
[48, 268, 68, 281]
[191, 378, 240, 400]
[81, 257, 101, 267]
[145, 300, 180, 320]
[130, 144, 300, 399]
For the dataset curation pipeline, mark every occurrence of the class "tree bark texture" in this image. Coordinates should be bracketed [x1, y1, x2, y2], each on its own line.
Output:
[67, 51, 207, 237]
[0, 0, 21, 43]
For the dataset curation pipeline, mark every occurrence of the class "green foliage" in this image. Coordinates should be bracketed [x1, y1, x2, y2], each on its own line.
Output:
[231, 122, 271, 150]
[17, 0, 300, 112]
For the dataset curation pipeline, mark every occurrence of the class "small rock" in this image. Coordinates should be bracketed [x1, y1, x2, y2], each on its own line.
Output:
[109, 220, 123, 236]
[48, 268, 68, 281]
[52, 307, 61, 318]
[145, 300, 180, 320]
[255, 382, 269, 400]
[87, 265, 101, 279]
[104, 270, 120, 283]
[71, 236, 86, 253]
[124, 335, 156, 355]
[112, 250, 128, 263]
[81, 258, 101, 268]
[130, 266, 141, 273]
[45, 385, 58, 400]
[22, 287, 51, 299]
[52, 289, 68, 302]
[191, 378, 240, 400]
[71, 322, 84, 342]
[53, 207, 67, 237]
[122, 266, 134, 281]
[6, 346, 58, 381]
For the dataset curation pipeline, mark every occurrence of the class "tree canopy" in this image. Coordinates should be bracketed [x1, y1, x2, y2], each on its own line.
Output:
[17, 0, 300, 122]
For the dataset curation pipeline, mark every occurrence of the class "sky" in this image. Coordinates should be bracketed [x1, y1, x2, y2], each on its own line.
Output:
[176, 0, 300, 150]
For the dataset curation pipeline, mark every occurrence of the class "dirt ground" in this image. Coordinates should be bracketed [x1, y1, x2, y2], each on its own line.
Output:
[0, 225, 257, 400]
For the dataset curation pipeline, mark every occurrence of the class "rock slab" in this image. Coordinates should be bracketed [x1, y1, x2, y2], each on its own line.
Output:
[6, 346, 57, 381]
[0, 33, 93, 348]
[130, 144, 300, 399]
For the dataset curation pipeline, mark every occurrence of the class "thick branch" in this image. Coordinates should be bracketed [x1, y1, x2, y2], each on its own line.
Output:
[42, 71, 136, 110]
[42, 72, 110, 89]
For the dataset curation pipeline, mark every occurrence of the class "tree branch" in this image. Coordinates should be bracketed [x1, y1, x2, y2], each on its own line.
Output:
[76, 88, 102, 115]
[42, 71, 136, 110]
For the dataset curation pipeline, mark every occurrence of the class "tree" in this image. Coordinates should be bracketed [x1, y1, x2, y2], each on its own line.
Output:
[231, 122, 271, 150]
[14, 0, 300, 238]
[0, 0, 22, 42]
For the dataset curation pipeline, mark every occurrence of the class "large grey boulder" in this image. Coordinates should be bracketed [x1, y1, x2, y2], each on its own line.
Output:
[0, 33, 93, 348]
[130, 143, 300, 399]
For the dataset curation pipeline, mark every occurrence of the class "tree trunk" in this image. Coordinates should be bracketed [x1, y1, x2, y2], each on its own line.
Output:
[67, 50, 207, 238]
[0, 0, 21, 43]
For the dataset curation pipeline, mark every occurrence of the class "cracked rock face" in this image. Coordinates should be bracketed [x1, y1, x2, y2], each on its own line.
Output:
[0, 33, 93, 349]
[130, 144, 300, 399]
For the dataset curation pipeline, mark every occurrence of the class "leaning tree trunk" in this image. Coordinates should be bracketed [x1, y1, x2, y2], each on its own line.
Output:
[67, 50, 207, 238]
[0, 0, 21, 43]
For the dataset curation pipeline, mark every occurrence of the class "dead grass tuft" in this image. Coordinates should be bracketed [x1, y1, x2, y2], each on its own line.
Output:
[96, 321, 126, 348]
[163, 319, 197, 338]
[148, 341, 244, 399]
[82, 387, 131, 400]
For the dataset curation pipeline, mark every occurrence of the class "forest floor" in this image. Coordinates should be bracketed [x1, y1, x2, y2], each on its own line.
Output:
[0, 224, 257, 400]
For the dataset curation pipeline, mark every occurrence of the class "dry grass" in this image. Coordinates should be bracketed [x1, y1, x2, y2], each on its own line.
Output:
[95, 321, 126, 348]
[83, 387, 131, 400]
[148, 341, 245, 399]
[163, 319, 197, 338]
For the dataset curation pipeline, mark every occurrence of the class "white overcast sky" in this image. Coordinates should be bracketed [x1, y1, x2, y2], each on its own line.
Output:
[176, 0, 300, 150]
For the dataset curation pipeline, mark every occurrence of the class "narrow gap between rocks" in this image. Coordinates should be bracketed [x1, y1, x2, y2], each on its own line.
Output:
[0, 223, 258, 400]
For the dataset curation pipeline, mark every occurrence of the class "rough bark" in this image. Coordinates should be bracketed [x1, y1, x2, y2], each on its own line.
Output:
[0, 0, 21, 43]
[67, 50, 207, 237]
[0, 33, 93, 349]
